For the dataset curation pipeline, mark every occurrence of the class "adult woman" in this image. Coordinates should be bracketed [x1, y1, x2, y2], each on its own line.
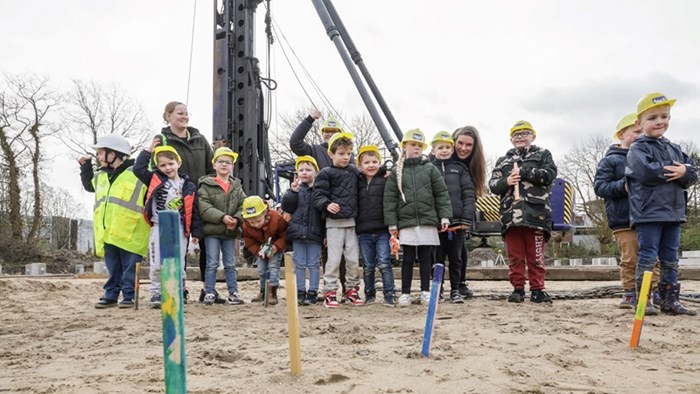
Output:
[158, 101, 216, 302]
[451, 126, 487, 298]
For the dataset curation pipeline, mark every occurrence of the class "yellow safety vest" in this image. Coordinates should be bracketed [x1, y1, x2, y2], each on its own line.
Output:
[92, 167, 149, 257]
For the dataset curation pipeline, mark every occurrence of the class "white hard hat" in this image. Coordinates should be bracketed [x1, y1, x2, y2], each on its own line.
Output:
[92, 134, 131, 156]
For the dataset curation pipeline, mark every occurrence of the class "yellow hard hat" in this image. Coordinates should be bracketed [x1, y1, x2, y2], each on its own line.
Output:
[431, 131, 454, 146]
[320, 117, 343, 134]
[401, 128, 428, 150]
[153, 145, 182, 165]
[242, 196, 267, 219]
[636, 92, 676, 116]
[614, 112, 638, 139]
[327, 132, 354, 153]
[295, 155, 319, 172]
[357, 145, 382, 164]
[212, 147, 238, 164]
[510, 120, 537, 136]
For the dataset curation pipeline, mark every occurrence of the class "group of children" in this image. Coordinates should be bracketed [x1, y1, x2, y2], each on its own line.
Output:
[82, 91, 697, 316]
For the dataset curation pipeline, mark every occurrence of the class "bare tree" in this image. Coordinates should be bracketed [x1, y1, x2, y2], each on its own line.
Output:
[0, 89, 27, 239]
[559, 134, 611, 253]
[678, 140, 700, 219]
[6, 74, 58, 240]
[59, 80, 150, 157]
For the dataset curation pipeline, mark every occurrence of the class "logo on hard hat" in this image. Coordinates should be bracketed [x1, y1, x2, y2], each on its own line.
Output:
[246, 207, 257, 215]
[327, 121, 337, 127]
[651, 96, 667, 104]
[412, 133, 423, 141]
[514, 121, 526, 127]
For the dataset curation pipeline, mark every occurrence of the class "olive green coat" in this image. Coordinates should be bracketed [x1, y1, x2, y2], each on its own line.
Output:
[197, 175, 246, 238]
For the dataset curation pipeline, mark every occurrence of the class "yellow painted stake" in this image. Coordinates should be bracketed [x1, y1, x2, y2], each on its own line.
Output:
[284, 252, 302, 375]
[630, 271, 653, 348]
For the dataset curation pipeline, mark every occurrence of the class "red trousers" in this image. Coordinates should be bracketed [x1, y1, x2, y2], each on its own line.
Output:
[504, 227, 546, 290]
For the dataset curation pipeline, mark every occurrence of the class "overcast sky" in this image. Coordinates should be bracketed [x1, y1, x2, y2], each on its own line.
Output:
[3, 0, 700, 217]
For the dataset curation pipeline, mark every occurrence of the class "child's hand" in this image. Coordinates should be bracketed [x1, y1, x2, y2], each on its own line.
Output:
[664, 161, 687, 181]
[191, 237, 199, 245]
[507, 168, 521, 186]
[327, 203, 340, 214]
[78, 156, 91, 165]
[291, 176, 300, 192]
[439, 222, 449, 232]
[271, 245, 278, 254]
[323, 238, 328, 247]
[390, 229, 399, 238]
[148, 136, 162, 152]
[223, 215, 236, 226]
[310, 110, 321, 120]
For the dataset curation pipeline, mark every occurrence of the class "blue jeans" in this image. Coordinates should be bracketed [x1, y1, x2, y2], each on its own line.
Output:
[257, 252, 283, 287]
[204, 237, 238, 295]
[636, 223, 680, 289]
[359, 232, 395, 297]
[103, 243, 141, 301]
[292, 240, 322, 292]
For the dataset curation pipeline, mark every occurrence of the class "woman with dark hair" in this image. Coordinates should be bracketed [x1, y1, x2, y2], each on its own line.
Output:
[451, 126, 488, 298]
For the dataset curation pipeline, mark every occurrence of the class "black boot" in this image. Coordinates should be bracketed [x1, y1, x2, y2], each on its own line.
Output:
[635, 287, 658, 316]
[304, 290, 318, 305]
[269, 286, 279, 305]
[297, 290, 306, 306]
[660, 283, 697, 316]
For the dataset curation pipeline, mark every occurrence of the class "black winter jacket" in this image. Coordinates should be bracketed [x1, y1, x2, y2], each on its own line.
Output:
[594, 145, 631, 230]
[625, 136, 698, 225]
[159, 126, 214, 182]
[313, 164, 360, 219]
[289, 116, 333, 170]
[282, 183, 325, 243]
[432, 158, 475, 227]
[356, 167, 389, 234]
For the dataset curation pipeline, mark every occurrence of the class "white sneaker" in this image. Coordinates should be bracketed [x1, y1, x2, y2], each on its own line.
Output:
[420, 291, 431, 304]
[203, 293, 215, 305]
[397, 293, 411, 307]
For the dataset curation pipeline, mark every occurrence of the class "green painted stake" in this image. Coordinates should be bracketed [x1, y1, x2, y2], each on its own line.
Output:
[159, 211, 187, 393]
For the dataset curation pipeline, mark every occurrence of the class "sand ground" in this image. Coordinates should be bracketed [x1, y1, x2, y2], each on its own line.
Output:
[1, 277, 699, 393]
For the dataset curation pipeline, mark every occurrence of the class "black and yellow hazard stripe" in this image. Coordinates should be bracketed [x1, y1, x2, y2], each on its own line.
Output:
[563, 180, 574, 224]
[475, 195, 501, 222]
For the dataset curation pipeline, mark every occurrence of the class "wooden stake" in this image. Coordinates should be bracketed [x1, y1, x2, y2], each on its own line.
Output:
[284, 253, 302, 374]
[513, 162, 521, 201]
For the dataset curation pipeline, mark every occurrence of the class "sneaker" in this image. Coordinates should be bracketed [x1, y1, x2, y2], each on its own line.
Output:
[420, 291, 431, 305]
[297, 290, 306, 306]
[382, 295, 396, 308]
[507, 289, 525, 303]
[450, 290, 464, 304]
[227, 292, 244, 305]
[651, 290, 662, 308]
[304, 291, 318, 306]
[324, 291, 340, 309]
[203, 293, 215, 305]
[345, 288, 365, 306]
[365, 294, 376, 305]
[95, 298, 118, 309]
[183, 289, 189, 305]
[619, 291, 635, 309]
[530, 289, 553, 304]
[397, 293, 411, 307]
[199, 288, 226, 304]
[458, 283, 474, 299]
[118, 299, 134, 309]
[149, 294, 161, 309]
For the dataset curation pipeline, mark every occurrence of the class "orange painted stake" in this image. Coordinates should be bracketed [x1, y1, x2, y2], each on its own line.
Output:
[630, 271, 653, 348]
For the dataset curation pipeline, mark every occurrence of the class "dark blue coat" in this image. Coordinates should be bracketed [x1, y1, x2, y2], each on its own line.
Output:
[289, 116, 333, 170]
[281, 183, 324, 243]
[625, 136, 698, 225]
[594, 144, 631, 230]
[313, 164, 360, 219]
[356, 167, 388, 234]
[432, 158, 475, 227]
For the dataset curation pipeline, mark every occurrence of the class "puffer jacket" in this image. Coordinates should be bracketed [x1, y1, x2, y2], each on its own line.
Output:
[282, 182, 325, 243]
[384, 155, 452, 230]
[594, 144, 631, 230]
[289, 116, 333, 169]
[356, 167, 389, 234]
[489, 145, 557, 240]
[313, 164, 360, 219]
[242, 210, 288, 257]
[197, 175, 246, 238]
[432, 158, 475, 227]
[159, 126, 214, 182]
[133, 150, 203, 239]
[625, 135, 698, 225]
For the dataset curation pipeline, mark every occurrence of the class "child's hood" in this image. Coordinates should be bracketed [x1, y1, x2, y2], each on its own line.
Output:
[198, 174, 241, 187]
[605, 144, 628, 158]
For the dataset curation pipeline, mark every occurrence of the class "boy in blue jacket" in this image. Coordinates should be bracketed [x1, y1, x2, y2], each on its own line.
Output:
[594, 113, 660, 312]
[625, 92, 697, 316]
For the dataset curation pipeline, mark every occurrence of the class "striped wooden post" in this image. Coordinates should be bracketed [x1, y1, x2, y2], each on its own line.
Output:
[422, 263, 444, 357]
[630, 271, 653, 348]
[158, 211, 187, 393]
[284, 253, 302, 374]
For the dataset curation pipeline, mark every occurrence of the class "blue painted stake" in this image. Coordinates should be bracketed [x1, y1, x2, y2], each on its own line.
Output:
[421, 263, 444, 357]
[158, 211, 187, 393]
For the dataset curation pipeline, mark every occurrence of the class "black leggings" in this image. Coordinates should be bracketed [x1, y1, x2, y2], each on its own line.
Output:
[401, 245, 434, 293]
[436, 230, 466, 292]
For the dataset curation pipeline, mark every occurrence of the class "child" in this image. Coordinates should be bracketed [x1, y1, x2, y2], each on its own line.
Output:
[134, 138, 203, 308]
[281, 155, 324, 306]
[242, 195, 288, 305]
[79, 135, 150, 309]
[356, 145, 396, 306]
[384, 129, 452, 307]
[594, 113, 660, 312]
[488, 120, 557, 304]
[626, 92, 698, 316]
[431, 131, 476, 304]
[198, 147, 247, 305]
[313, 132, 364, 308]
